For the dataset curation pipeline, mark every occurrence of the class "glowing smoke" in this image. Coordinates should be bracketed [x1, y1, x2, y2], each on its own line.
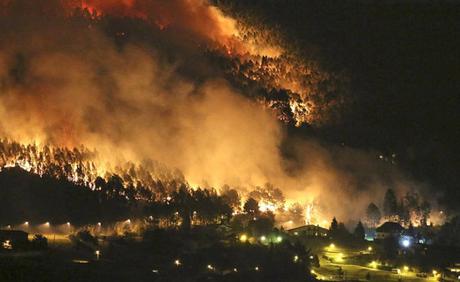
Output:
[0, 0, 432, 224]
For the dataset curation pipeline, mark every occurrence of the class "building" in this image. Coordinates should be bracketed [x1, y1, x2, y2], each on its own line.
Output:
[288, 225, 328, 238]
[0, 230, 29, 250]
[375, 222, 404, 240]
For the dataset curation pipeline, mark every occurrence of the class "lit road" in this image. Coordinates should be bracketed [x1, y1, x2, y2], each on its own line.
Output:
[313, 245, 435, 282]
[314, 261, 434, 281]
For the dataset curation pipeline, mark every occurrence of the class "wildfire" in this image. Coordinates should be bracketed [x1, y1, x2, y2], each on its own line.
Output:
[258, 201, 277, 213]
[81, 1, 102, 18]
[0, 139, 185, 200]
[65, 0, 343, 126]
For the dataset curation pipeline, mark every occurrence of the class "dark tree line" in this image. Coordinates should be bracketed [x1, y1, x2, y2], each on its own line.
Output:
[365, 188, 432, 227]
[0, 167, 130, 225]
[0, 167, 238, 228]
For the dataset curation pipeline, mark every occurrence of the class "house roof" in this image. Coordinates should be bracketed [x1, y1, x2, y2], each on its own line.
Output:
[376, 222, 404, 233]
[288, 224, 329, 233]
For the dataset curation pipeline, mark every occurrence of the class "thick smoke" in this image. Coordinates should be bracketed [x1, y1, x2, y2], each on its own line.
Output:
[0, 1, 284, 185]
[0, 0, 433, 223]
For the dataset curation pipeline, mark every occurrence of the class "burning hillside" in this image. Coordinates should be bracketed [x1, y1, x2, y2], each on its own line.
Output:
[60, 0, 347, 125]
[0, 0, 439, 226]
[0, 139, 187, 200]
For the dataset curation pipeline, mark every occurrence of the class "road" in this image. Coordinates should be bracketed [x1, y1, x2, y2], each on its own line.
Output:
[313, 245, 436, 282]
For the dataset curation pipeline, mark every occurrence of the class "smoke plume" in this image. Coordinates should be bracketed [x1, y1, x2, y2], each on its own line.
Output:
[0, 0, 433, 224]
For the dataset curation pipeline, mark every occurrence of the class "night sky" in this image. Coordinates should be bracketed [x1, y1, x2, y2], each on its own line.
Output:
[227, 0, 460, 210]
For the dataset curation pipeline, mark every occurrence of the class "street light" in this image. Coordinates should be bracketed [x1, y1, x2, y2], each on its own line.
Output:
[174, 259, 181, 266]
[239, 234, 247, 243]
[95, 250, 100, 260]
[402, 239, 410, 247]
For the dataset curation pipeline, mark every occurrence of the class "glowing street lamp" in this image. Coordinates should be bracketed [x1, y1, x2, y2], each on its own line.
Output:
[174, 259, 181, 266]
[260, 235, 266, 242]
[239, 234, 247, 243]
[95, 250, 100, 260]
[399, 235, 412, 248]
[367, 246, 373, 251]
[207, 264, 214, 271]
[24, 221, 29, 226]
[403, 266, 409, 272]
[66, 222, 71, 226]
[293, 255, 299, 262]
[254, 266, 259, 271]
[336, 253, 344, 262]
[276, 236, 283, 243]
[402, 239, 410, 248]
[97, 222, 101, 226]
[45, 222, 50, 227]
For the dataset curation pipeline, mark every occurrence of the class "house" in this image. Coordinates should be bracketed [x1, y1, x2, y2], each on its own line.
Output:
[0, 230, 29, 250]
[375, 222, 404, 240]
[288, 225, 329, 237]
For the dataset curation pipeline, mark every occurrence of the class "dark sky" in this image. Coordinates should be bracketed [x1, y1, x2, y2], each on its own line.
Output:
[225, 0, 460, 210]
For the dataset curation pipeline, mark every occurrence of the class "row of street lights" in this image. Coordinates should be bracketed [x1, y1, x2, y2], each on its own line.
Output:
[173, 259, 260, 273]
[239, 233, 283, 244]
[2, 219, 133, 229]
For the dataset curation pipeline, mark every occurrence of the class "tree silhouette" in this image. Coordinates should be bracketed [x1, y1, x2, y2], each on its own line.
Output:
[353, 221, 365, 241]
[329, 217, 338, 235]
[365, 203, 381, 227]
[383, 189, 398, 218]
[244, 197, 259, 214]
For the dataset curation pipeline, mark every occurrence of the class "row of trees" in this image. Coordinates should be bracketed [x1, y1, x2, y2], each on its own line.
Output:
[365, 188, 432, 227]
[0, 166, 239, 228]
[329, 217, 366, 242]
[0, 140, 189, 202]
[147, 185, 233, 231]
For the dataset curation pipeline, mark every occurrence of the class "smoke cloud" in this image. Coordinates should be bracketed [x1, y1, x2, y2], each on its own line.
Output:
[0, 0, 432, 224]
